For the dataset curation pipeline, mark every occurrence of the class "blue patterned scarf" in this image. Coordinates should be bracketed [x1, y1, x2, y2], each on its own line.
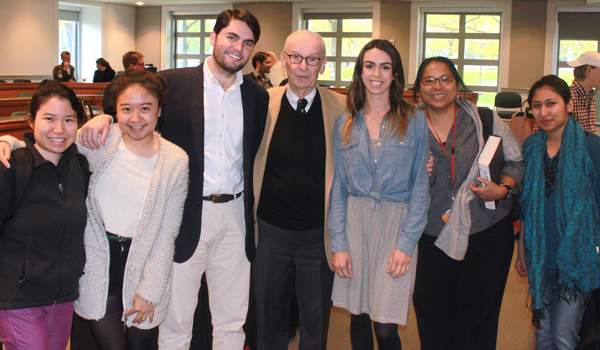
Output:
[521, 116, 600, 326]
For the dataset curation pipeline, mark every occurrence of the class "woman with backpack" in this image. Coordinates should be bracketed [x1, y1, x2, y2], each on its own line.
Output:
[0, 81, 89, 350]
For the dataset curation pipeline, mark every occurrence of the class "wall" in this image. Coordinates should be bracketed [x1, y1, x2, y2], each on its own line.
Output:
[233, 2, 293, 74]
[379, 1, 412, 80]
[105, 3, 136, 72]
[0, 0, 57, 79]
[80, 5, 103, 82]
[508, 0, 547, 89]
[136, 6, 162, 69]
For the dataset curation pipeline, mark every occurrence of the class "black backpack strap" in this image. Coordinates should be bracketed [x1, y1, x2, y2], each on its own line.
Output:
[6, 148, 35, 221]
[477, 107, 494, 143]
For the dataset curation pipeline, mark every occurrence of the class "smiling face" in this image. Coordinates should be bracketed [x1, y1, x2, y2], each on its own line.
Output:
[531, 85, 573, 138]
[419, 61, 458, 111]
[258, 57, 272, 75]
[210, 19, 255, 75]
[116, 84, 161, 145]
[29, 97, 78, 165]
[361, 48, 393, 98]
[282, 31, 327, 98]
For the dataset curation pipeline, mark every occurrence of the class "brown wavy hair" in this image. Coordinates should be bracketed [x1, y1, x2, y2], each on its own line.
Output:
[343, 39, 413, 144]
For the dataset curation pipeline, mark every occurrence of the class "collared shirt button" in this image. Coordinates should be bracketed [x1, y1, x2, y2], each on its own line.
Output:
[400, 141, 404, 145]
[374, 159, 378, 163]
[220, 154, 222, 156]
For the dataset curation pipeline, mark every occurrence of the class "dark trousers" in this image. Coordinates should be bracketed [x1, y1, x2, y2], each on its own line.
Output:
[413, 215, 514, 350]
[253, 217, 334, 350]
[87, 238, 158, 350]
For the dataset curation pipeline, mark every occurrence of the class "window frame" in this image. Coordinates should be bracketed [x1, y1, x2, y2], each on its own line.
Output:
[303, 13, 373, 88]
[59, 9, 81, 80]
[421, 12, 502, 94]
[408, 1, 512, 93]
[173, 15, 217, 69]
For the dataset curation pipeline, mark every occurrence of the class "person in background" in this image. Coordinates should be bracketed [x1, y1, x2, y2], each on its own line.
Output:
[566, 51, 600, 132]
[103, 51, 146, 118]
[329, 39, 430, 350]
[244, 51, 273, 89]
[412, 57, 524, 350]
[516, 75, 600, 350]
[93, 58, 116, 83]
[267, 51, 287, 88]
[0, 81, 88, 350]
[53, 51, 76, 82]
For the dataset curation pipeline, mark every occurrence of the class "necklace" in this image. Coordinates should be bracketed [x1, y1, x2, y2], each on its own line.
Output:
[364, 111, 385, 124]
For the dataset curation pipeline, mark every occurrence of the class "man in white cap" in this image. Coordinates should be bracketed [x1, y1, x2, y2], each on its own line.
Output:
[567, 51, 600, 132]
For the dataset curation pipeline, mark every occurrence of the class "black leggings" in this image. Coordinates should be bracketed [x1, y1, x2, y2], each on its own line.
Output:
[350, 313, 402, 350]
[87, 295, 157, 350]
[87, 238, 157, 350]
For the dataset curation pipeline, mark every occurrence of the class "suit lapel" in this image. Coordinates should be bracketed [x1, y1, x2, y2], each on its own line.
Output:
[187, 63, 206, 171]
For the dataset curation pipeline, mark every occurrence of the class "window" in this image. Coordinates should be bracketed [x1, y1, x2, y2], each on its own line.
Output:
[422, 13, 502, 107]
[174, 15, 216, 68]
[59, 10, 79, 75]
[303, 13, 373, 88]
[557, 40, 599, 83]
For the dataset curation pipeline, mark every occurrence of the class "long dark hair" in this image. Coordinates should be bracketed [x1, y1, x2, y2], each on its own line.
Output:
[29, 80, 85, 127]
[527, 75, 571, 107]
[343, 39, 413, 143]
[96, 58, 112, 71]
[412, 56, 466, 101]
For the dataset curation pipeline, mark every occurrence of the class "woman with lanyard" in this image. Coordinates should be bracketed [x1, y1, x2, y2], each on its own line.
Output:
[516, 75, 600, 349]
[411, 56, 525, 350]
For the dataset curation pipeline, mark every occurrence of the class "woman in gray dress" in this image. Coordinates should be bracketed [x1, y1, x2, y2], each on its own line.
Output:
[329, 39, 430, 350]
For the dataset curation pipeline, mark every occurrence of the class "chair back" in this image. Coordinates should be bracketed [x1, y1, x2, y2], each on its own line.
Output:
[494, 92, 522, 110]
[95, 91, 105, 95]
[13, 79, 31, 83]
[0, 80, 6, 83]
[11, 111, 28, 117]
[18, 92, 34, 98]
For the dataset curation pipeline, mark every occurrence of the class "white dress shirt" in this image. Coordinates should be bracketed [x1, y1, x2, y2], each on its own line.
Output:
[202, 57, 245, 196]
[285, 86, 317, 113]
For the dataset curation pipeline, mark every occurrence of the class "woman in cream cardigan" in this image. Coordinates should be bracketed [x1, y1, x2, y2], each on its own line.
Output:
[0, 70, 188, 350]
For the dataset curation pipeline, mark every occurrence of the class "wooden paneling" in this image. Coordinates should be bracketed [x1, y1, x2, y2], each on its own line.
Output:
[0, 82, 107, 98]
[0, 95, 104, 117]
[0, 119, 31, 140]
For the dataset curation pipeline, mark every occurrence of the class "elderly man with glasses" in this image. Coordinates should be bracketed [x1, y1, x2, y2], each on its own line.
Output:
[251, 30, 346, 350]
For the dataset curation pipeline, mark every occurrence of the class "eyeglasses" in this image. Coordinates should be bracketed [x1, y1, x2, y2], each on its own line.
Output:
[421, 76, 454, 86]
[283, 52, 322, 66]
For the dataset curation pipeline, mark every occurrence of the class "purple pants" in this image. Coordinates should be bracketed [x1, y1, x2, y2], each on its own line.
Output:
[0, 301, 74, 350]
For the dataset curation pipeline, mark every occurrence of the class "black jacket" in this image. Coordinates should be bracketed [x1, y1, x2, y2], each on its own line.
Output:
[158, 64, 268, 263]
[93, 68, 116, 83]
[0, 134, 88, 309]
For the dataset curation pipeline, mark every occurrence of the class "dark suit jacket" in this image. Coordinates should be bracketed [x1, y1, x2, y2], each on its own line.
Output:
[158, 63, 269, 264]
[243, 72, 273, 89]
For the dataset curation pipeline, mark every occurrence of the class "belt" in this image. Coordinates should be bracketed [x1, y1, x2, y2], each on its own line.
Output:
[202, 192, 243, 203]
[106, 232, 133, 242]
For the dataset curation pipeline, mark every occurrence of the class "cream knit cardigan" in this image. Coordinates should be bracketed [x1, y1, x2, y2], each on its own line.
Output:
[74, 124, 189, 329]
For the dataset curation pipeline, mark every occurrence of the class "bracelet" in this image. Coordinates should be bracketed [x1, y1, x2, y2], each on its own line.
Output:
[499, 183, 513, 200]
[137, 295, 157, 306]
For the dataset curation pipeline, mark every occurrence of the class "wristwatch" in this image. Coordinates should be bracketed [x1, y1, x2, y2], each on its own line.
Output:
[499, 183, 513, 200]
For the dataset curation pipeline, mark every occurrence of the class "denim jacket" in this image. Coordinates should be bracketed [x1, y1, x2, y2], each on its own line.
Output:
[328, 109, 431, 255]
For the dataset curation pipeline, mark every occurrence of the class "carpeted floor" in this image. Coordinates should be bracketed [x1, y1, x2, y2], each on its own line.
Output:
[289, 241, 537, 350]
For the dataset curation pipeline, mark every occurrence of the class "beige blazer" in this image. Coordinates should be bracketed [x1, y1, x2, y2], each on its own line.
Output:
[253, 85, 347, 269]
